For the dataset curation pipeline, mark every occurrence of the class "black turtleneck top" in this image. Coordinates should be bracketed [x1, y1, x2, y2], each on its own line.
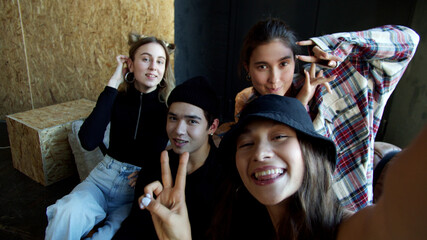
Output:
[78, 85, 168, 167]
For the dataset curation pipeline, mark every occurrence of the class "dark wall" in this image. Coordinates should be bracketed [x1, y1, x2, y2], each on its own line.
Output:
[175, 0, 418, 123]
[175, 0, 232, 120]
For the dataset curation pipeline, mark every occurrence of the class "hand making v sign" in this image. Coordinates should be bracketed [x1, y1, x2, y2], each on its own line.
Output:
[139, 150, 192, 240]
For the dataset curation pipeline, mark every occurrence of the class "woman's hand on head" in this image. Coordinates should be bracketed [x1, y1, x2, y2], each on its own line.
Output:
[296, 63, 336, 106]
[139, 151, 192, 240]
[107, 55, 129, 89]
[296, 40, 343, 68]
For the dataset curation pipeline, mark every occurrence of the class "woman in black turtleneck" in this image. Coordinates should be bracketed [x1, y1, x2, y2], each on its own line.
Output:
[45, 34, 175, 240]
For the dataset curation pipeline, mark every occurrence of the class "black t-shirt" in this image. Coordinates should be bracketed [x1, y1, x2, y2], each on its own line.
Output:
[114, 145, 223, 240]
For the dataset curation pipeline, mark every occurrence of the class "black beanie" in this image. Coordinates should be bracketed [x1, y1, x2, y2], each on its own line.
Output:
[167, 76, 219, 117]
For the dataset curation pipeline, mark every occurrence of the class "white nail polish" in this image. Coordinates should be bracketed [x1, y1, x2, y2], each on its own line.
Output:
[142, 197, 151, 207]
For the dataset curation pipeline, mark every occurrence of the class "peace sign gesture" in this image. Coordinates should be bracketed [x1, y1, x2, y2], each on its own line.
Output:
[296, 40, 344, 68]
[139, 150, 192, 240]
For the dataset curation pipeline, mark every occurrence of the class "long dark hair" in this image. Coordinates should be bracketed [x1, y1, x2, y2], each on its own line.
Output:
[210, 126, 344, 240]
[239, 18, 301, 78]
[124, 34, 175, 102]
[275, 133, 343, 239]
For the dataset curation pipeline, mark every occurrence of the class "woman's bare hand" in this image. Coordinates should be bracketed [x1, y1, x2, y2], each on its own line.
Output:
[296, 40, 343, 68]
[296, 63, 336, 106]
[107, 55, 129, 89]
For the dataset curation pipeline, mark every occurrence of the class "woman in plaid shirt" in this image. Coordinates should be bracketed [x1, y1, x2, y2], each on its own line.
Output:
[234, 18, 420, 211]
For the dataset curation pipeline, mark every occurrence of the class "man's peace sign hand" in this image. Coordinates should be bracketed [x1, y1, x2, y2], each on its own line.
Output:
[139, 151, 192, 240]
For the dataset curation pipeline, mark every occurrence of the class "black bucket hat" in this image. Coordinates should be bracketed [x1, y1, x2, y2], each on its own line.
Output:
[219, 94, 337, 168]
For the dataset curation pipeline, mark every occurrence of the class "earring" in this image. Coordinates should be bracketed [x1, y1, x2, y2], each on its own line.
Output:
[246, 73, 251, 81]
[124, 72, 135, 83]
[210, 133, 214, 136]
[158, 79, 166, 88]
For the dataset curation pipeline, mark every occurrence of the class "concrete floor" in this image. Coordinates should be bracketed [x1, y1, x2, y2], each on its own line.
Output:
[0, 120, 80, 240]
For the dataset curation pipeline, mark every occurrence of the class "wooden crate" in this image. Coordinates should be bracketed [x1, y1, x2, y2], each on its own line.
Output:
[6, 99, 95, 186]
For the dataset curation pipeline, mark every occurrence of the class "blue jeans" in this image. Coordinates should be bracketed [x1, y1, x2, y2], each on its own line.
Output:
[45, 155, 141, 240]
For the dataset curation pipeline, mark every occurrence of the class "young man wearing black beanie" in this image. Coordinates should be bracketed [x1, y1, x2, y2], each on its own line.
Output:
[114, 76, 223, 239]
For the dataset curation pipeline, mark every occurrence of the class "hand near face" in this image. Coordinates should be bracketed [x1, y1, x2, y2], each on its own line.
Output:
[296, 40, 343, 68]
[108, 55, 129, 89]
[296, 63, 336, 106]
[139, 151, 192, 240]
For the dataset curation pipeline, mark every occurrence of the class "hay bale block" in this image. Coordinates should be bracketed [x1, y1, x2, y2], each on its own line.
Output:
[6, 99, 95, 186]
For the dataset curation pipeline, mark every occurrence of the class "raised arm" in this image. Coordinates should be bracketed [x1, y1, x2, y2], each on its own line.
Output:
[337, 124, 427, 240]
[310, 25, 420, 97]
[78, 55, 127, 150]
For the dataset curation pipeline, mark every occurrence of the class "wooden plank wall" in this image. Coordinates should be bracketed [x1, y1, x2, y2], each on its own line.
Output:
[0, 0, 174, 120]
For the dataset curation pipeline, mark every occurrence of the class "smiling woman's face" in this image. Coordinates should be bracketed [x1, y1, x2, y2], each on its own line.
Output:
[129, 42, 166, 93]
[235, 119, 304, 206]
[247, 40, 296, 97]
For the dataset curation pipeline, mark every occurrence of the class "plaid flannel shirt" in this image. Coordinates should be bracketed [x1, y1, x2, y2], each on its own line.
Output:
[235, 25, 419, 211]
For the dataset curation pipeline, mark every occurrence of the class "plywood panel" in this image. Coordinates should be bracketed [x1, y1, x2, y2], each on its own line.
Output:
[7, 99, 96, 185]
[19, 0, 123, 109]
[0, 0, 33, 118]
[120, 0, 175, 68]
[9, 98, 95, 129]
[120, 0, 175, 44]
[7, 117, 44, 183]
[41, 121, 76, 185]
